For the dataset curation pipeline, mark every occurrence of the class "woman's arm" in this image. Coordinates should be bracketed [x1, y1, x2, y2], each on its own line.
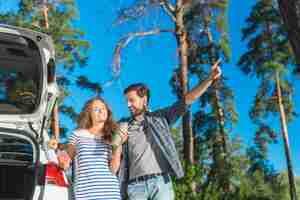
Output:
[110, 145, 122, 174]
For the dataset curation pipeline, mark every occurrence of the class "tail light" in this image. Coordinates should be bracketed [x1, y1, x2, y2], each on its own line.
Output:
[45, 162, 69, 187]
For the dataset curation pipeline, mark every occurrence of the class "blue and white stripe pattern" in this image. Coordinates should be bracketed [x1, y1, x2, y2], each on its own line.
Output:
[69, 129, 121, 200]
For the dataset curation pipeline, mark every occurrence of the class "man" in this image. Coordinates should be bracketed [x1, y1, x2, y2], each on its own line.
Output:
[119, 60, 221, 200]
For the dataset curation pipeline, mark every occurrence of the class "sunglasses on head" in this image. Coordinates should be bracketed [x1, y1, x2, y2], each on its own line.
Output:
[92, 107, 103, 113]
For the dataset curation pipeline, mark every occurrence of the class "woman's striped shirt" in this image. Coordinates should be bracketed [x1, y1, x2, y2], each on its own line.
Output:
[69, 129, 121, 200]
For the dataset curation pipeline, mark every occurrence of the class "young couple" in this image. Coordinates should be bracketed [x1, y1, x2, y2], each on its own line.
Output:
[59, 61, 221, 200]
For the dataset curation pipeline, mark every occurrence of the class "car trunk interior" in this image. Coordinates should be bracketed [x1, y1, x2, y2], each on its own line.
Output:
[0, 131, 38, 200]
[0, 164, 36, 200]
[0, 32, 42, 115]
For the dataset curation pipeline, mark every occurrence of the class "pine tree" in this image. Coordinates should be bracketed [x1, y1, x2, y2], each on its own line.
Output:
[238, 1, 298, 199]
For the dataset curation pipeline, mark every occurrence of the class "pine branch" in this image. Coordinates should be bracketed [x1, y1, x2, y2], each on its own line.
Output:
[159, 0, 176, 21]
[113, 29, 174, 76]
[59, 105, 78, 122]
[76, 76, 102, 95]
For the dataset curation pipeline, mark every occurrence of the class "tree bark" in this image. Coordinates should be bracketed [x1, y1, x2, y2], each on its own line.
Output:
[175, 0, 194, 164]
[51, 103, 60, 141]
[277, 0, 300, 73]
[42, 5, 60, 143]
[42, 5, 49, 30]
[206, 29, 228, 156]
[206, 27, 229, 194]
[275, 72, 298, 200]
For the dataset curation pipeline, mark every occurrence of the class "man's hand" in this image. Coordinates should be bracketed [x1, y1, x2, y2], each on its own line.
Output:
[209, 59, 222, 81]
[119, 122, 129, 144]
[184, 59, 222, 105]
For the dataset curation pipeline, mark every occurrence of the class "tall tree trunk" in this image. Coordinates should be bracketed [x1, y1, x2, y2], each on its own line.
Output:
[275, 72, 298, 200]
[51, 103, 60, 140]
[213, 87, 227, 155]
[175, 0, 194, 164]
[175, 0, 195, 194]
[42, 5, 49, 30]
[42, 5, 60, 142]
[206, 30, 227, 155]
[206, 28, 229, 194]
[277, 0, 300, 73]
[182, 109, 194, 163]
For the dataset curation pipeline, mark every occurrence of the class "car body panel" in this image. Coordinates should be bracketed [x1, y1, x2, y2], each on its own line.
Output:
[0, 25, 68, 200]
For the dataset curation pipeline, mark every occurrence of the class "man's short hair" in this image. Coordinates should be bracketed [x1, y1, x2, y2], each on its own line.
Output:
[123, 83, 150, 103]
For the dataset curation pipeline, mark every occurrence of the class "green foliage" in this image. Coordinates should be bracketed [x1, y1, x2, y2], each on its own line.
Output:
[238, 0, 296, 145]
[76, 76, 102, 95]
[173, 163, 204, 200]
[237, 1, 298, 198]
[171, 129, 289, 200]
[237, 171, 288, 200]
[114, 0, 160, 25]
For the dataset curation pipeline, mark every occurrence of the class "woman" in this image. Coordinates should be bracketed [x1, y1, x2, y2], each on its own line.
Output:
[61, 97, 126, 200]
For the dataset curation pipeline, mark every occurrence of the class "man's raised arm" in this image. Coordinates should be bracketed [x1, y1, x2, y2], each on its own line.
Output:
[185, 59, 222, 105]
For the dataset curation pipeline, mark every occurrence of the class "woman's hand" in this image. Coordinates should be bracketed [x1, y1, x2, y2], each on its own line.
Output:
[57, 151, 71, 170]
[58, 144, 76, 170]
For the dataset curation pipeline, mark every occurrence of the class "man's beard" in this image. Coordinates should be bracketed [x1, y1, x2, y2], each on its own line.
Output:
[129, 106, 147, 117]
[130, 109, 144, 117]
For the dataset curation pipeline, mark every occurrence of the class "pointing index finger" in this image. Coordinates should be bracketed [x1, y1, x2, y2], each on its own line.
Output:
[212, 58, 222, 69]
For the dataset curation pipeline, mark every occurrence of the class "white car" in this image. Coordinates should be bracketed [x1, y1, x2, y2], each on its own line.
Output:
[0, 24, 70, 200]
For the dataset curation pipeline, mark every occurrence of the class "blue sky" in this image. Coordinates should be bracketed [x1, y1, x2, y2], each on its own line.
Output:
[1, 0, 300, 175]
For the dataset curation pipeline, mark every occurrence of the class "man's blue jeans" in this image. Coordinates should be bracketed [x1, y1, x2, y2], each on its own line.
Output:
[127, 175, 174, 200]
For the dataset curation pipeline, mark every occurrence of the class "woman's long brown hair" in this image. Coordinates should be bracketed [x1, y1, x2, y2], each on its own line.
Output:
[77, 97, 118, 143]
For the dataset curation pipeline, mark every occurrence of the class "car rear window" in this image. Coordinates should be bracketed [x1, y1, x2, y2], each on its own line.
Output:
[0, 33, 42, 114]
[0, 134, 33, 163]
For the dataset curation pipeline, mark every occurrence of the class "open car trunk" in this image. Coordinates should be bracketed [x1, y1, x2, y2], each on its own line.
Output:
[0, 24, 57, 125]
[0, 128, 39, 200]
[0, 31, 43, 115]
